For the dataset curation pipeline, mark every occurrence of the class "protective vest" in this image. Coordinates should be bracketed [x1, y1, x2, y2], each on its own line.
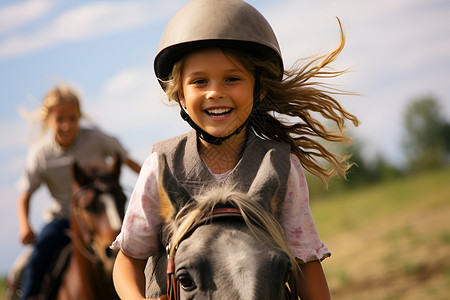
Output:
[152, 129, 290, 216]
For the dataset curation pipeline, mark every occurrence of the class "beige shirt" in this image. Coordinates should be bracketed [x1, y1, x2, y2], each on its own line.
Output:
[18, 127, 128, 220]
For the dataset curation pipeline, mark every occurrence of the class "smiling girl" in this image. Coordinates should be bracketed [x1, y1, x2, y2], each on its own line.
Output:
[112, 0, 359, 299]
[17, 85, 140, 300]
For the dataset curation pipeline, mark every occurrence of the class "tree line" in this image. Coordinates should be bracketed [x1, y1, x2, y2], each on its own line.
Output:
[308, 95, 450, 196]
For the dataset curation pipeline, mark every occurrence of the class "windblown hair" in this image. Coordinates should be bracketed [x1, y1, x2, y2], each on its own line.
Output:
[165, 184, 301, 279]
[40, 85, 82, 134]
[20, 84, 85, 139]
[163, 20, 359, 186]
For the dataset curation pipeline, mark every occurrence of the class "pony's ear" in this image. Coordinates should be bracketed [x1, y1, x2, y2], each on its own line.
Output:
[72, 162, 91, 188]
[158, 154, 192, 221]
[247, 150, 280, 214]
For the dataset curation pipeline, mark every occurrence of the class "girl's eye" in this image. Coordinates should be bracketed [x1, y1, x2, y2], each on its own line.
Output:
[193, 79, 207, 85]
[177, 273, 196, 291]
[226, 76, 240, 82]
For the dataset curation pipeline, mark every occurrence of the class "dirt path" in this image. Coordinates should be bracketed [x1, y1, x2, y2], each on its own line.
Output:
[323, 203, 450, 299]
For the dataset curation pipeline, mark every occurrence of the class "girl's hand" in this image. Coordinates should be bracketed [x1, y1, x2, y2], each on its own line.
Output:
[20, 225, 35, 245]
[17, 193, 34, 244]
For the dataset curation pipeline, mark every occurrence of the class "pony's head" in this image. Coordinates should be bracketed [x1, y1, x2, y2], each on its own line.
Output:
[71, 155, 127, 273]
[157, 153, 300, 300]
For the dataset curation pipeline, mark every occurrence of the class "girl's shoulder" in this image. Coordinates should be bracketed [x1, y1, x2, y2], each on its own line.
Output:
[28, 132, 57, 156]
[78, 126, 102, 138]
[77, 126, 121, 145]
[248, 132, 291, 158]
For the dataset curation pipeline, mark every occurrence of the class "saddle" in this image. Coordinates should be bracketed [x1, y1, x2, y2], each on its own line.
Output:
[7, 244, 72, 300]
[40, 244, 73, 300]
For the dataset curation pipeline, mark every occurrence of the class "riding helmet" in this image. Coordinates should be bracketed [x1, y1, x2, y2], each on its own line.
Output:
[154, 0, 283, 90]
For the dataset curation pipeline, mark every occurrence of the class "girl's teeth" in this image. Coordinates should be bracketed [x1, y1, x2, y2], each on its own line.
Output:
[206, 108, 232, 116]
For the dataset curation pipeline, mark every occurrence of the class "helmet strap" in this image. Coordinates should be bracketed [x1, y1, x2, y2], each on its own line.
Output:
[178, 68, 261, 146]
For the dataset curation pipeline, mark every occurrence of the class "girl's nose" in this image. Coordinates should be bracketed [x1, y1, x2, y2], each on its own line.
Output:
[206, 82, 224, 100]
[60, 121, 72, 131]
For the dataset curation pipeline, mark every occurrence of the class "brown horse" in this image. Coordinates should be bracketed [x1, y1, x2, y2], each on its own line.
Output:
[7, 157, 126, 300]
[55, 157, 126, 300]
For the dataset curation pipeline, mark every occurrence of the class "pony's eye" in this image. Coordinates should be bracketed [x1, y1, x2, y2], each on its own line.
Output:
[177, 273, 196, 291]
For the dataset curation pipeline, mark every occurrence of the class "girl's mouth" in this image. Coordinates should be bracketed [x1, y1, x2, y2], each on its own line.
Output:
[205, 107, 233, 118]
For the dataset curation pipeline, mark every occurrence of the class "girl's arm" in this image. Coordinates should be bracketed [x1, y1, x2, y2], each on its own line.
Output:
[126, 158, 142, 174]
[113, 250, 148, 300]
[17, 192, 35, 245]
[296, 260, 330, 300]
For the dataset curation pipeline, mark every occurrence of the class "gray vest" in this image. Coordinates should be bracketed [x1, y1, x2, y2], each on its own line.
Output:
[145, 130, 291, 298]
[152, 129, 290, 215]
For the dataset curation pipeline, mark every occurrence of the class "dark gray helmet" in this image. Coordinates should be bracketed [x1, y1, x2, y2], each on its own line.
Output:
[154, 0, 283, 89]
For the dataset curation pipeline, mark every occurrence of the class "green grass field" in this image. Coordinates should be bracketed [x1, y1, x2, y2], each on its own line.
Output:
[1, 168, 449, 300]
[313, 168, 450, 300]
[0, 277, 6, 300]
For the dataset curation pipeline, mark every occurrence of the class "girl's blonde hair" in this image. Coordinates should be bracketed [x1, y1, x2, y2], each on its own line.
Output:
[21, 84, 83, 138]
[164, 22, 359, 186]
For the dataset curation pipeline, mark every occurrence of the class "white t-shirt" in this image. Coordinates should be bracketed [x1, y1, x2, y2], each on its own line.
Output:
[112, 152, 330, 263]
[18, 127, 128, 220]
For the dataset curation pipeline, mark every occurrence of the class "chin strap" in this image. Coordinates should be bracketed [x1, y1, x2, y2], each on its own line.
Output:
[178, 68, 261, 145]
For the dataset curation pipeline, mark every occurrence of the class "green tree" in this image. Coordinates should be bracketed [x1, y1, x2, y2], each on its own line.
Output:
[402, 96, 449, 171]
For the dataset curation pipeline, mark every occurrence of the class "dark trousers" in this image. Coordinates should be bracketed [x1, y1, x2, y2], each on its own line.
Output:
[20, 219, 70, 299]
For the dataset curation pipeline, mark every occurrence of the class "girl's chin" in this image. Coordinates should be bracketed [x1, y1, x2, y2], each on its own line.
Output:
[57, 136, 75, 147]
[204, 126, 247, 140]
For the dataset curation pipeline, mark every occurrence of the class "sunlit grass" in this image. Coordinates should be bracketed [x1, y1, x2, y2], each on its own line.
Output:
[310, 168, 450, 238]
[0, 276, 6, 300]
[313, 168, 450, 300]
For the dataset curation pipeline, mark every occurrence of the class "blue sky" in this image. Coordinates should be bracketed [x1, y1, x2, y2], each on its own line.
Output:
[1, 0, 449, 274]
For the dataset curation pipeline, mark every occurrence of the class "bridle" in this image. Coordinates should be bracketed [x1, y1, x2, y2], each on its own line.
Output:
[165, 207, 241, 300]
[164, 207, 300, 300]
[69, 182, 123, 264]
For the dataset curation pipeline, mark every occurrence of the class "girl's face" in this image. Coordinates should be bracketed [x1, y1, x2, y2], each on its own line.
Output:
[179, 48, 255, 138]
[46, 101, 80, 148]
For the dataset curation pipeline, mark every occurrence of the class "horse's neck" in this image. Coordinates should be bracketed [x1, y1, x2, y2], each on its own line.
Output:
[72, 249, 117, 299]
[68, 226, 115, 299]
[57, 255, 83, 300]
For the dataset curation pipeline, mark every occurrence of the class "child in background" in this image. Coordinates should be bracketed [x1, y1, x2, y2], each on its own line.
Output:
[17, 84, 140, 300]
[112, 0, 359, 299]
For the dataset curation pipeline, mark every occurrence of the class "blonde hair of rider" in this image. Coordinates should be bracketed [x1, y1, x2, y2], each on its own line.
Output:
[163, 21, 360, 187]
[39, 85, 82, 134]
[20, 84, 90, 140]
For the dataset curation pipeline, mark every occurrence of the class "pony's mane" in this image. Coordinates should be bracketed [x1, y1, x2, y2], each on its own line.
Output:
[167, 184, 301, 277]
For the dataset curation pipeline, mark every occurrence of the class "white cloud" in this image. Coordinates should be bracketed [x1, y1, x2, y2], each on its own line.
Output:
[82, 64, 189, 150]
[0, 1, 177, 60]
[0, 0, 53, 33]
[268, 0, 450, 153]
[86, 65, 162, 130]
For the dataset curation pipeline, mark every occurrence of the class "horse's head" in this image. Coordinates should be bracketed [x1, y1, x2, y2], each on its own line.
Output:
[158, 153, 300, 300]
[70, 155, 127, 273]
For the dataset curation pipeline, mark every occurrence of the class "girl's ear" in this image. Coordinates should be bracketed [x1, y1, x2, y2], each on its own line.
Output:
[178, 89, 186, 108]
